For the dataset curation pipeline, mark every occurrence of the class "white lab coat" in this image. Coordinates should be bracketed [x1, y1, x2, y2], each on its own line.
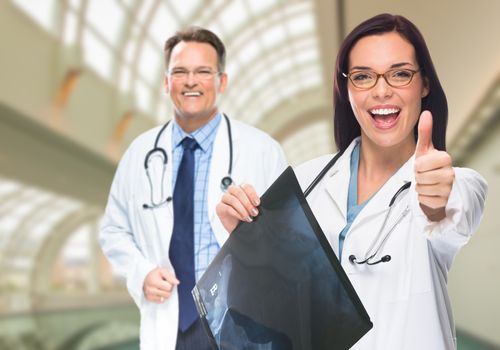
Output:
[295, 138, 487, 350]
[100, 117, 287, 350]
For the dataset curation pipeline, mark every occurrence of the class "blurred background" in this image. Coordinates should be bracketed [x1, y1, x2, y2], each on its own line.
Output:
[0, 0, 499, 349]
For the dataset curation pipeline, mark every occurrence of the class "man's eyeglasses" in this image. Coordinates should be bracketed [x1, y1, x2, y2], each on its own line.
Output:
[168, 68, 221, 81]
[343, 68, 421, 89]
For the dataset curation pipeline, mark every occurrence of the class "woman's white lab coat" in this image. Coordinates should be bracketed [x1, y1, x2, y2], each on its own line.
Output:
[100, 117, 287, 350]
[295, 139, 487, 350]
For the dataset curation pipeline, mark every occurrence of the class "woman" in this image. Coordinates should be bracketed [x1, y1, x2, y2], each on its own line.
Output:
[216, 14, 487, 349]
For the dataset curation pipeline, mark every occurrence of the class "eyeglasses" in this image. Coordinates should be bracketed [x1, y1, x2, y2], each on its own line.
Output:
[343, 68, 421, 89]
[168, 67, 221, 81]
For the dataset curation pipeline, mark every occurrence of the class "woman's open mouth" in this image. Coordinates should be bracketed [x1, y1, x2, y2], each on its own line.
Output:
[369, 107, 401, 129]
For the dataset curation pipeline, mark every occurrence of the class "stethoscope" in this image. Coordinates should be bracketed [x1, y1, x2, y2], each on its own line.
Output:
[303, 147, 412, 265]
[142, 114, 234, 210]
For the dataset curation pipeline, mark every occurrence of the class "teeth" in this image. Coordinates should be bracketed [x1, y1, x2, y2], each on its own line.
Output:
[183, 91, 201, 96]
[370, 108, 400, 115]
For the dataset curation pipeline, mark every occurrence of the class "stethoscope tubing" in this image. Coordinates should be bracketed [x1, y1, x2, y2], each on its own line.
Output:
[304, 148, 411, 266]
[143, 114, 233, 209]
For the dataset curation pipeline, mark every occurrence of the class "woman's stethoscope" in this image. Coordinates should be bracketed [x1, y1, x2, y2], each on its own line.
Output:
[303, 147, 412, 265]
[142, 114, 234, 210]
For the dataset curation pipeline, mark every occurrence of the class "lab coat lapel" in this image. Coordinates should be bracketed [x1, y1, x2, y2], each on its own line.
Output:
[207, 115, 230, 246]
[349, 155, 414, 233]
[324, 140, 358, 219]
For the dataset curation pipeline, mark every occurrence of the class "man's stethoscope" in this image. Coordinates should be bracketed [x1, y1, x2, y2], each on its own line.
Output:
[142, 114, 234, 210]
[303, 147, 412, 266]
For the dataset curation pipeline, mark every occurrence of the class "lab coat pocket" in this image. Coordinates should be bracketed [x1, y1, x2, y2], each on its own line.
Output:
[381, 217, 432, 303]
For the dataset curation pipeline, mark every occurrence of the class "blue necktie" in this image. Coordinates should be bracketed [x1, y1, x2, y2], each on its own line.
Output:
[169, 137, 198, 332]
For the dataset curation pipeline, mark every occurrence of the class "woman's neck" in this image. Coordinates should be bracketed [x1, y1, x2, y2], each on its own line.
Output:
[356, 136, 415, 203]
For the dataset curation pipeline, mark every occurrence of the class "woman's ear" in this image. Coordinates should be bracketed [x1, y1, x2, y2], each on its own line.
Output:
[421, 77, 430, 98]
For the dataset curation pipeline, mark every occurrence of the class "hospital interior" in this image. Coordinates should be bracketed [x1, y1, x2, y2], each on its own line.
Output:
[0, 0, 499, 349]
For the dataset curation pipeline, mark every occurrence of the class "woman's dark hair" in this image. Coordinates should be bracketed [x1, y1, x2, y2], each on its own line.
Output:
[164, 26, 226, 72]
[333, 13, 448, 151]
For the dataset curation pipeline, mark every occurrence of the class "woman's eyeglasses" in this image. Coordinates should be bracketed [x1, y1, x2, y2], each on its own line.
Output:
[343, 68, 421, 89]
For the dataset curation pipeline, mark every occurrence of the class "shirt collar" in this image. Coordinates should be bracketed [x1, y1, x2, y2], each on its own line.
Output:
[172, 112, 222, 152]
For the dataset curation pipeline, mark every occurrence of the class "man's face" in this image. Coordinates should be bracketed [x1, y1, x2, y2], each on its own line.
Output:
[165, 41, 227, 131]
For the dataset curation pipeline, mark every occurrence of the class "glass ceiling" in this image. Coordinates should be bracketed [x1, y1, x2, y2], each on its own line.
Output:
[11, 0, 323, 127]
[0, 177, 84, 290]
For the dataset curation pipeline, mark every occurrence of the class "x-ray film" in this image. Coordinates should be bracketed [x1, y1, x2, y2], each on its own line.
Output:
[193, 167, 372, 349]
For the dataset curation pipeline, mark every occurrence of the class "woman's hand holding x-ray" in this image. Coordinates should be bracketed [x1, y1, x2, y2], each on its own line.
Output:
[216, 183, 260, 233]
[414, 111, 455, 221]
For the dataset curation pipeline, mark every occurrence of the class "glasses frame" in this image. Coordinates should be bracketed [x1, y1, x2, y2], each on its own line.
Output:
[167, 67, 222, 82]
[342, 68, 421, 90]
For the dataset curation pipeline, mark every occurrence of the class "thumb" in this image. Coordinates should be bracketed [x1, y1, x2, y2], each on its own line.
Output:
[415, 110, 434, 157]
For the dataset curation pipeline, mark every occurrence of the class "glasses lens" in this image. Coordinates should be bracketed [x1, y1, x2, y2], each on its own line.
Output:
[349, 71, 377, 88]
[170, 69, 188, 81]
[386, 69, 414, 87]
[195, 69, 217, 80]
[169, 68, 219, 81]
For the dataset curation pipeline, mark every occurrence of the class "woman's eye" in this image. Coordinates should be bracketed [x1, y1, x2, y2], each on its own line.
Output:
[392, 70, 411, 78]
[352, 73, 371, 81]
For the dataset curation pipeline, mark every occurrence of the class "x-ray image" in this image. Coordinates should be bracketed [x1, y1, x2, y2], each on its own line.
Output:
[193, 167, 372, 350]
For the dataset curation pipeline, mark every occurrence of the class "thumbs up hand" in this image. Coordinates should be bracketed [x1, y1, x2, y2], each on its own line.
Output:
[414, 111, 455, 221]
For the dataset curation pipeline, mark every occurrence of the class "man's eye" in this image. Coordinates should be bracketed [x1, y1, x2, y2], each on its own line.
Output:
[172, 70, 187, 76]
[197, 70, 212, 75]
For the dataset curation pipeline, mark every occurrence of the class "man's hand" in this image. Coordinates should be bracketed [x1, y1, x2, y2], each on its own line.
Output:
[216, 183, 260, 233]
[414, 111, 455, 221]
[143, 267, 180, 303]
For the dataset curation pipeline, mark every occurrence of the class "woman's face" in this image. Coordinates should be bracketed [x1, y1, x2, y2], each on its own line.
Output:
[347, 31, 428, 152]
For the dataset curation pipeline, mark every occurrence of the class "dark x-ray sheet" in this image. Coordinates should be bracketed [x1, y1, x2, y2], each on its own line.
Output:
[193, 166, 372, 350]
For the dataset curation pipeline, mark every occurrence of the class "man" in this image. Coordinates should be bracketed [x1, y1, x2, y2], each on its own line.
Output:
[99, 27, 287, 349]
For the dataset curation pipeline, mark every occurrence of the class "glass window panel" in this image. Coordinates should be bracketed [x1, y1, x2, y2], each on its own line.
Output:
[68, 0, 82, 10]
[0, 178, 21, 197]
[287, 13, 315, 36]
[282, 121, 331, 166]
[136, 0, 155, 24]
[277, 78, 301, 100]
[236, 40, 260, 67]
[156, 100, 170, 123]
[170, 0, 201, 24]
[224, 62, 238, 80]
[12, 0, 56, 32]
[271, 57, 294, 76]
[250, 70, 271, 92]
[283, 2, 312, 19]
[63, 225, 91, 263]
[228, 25, 255, 57]
[218, 1, 247, 34]
[232, 86, 254, 112]
[120, 0, 136, 8]
[124, 27, 139, 64]
[294, 49, 319, 65]
[86, 0, 124, 43]
[82, 29, 113, 80]
[149, 3, 178, 47]
[247, 0, 277, 16]
[138, 40, 161, 85]
[298, 70, 322, 90]
[63, 11, 79, 46]
[135, 80, 152, 112]
[261, 24, 287, 50]
[119, 66, 131, 92]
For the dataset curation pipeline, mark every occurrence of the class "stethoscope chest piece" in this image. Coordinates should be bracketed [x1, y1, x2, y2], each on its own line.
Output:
[220, 176, 233, 191]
